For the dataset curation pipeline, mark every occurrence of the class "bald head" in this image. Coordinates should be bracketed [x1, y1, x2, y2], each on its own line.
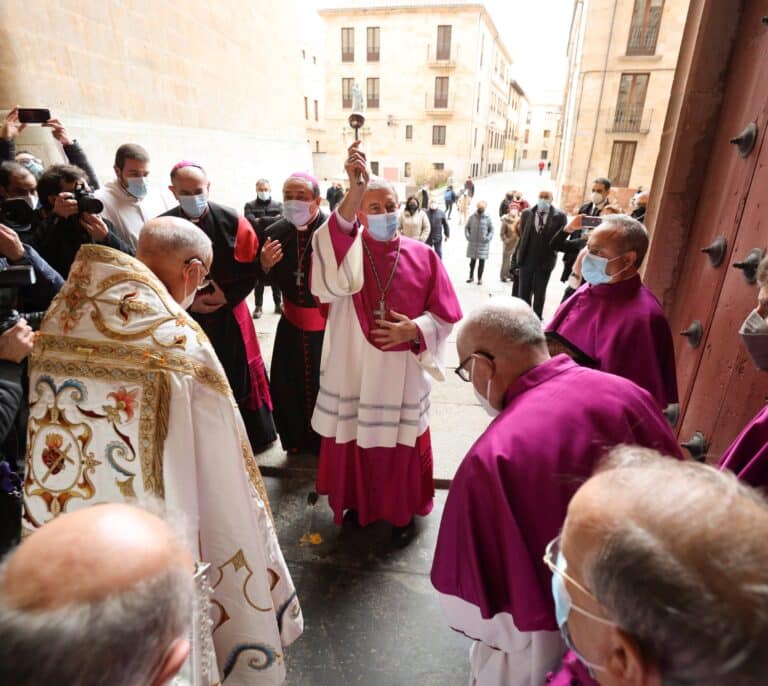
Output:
[588, 214, 649, 270]
[0, 504, 195, 686]
[457, 298, 549, 413]
[562, 447, 768, 685]
[137, 216, 212, 305]
[3, 503, 192, 609]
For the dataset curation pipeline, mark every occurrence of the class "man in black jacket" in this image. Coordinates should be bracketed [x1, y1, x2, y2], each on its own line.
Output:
[514, 190, 566, 318]
[244, 178, 283, 318]
[552, 177, 612, 293]
[34, 165, 133, 278]
[425, 200, 450, 259]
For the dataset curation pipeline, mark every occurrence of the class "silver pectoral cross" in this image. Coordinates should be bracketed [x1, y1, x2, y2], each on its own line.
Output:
[294, 268, 305, 287]
[374, 299, 387, 320]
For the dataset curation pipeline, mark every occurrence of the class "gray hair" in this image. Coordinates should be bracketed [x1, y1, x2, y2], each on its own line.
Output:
[0, 559, 193, 686]
[137, 216, 212, 259]
[586, 447, 768, 686]
[256, 178, 270, 186]
[366, 176, 399, 203]
[599, 213, 649, 267]
[461, 296, 545, 349]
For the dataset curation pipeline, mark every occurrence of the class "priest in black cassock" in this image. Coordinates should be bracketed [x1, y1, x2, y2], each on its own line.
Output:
[161, 161, 276, 450]
[255, 172, 328, 455]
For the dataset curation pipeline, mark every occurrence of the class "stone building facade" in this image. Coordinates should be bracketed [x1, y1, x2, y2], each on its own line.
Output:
[554, 0, 690, 213]
[315, 1, 521, 187]
[0, 0, 312, 208]
[519, 103, 562, 172]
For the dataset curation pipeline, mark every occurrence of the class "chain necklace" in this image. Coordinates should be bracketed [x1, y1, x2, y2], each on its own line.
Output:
[362, 235, 401, 320]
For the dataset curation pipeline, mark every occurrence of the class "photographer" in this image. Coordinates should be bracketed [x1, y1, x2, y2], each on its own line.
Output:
[0, 317, 34, 555]
[1, 108, 100, 190]
[36, 164, 133, 277]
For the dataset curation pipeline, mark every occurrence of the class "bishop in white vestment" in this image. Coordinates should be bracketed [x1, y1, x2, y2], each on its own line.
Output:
[310, 144, 462, 542]
[23, 223, 302, 686]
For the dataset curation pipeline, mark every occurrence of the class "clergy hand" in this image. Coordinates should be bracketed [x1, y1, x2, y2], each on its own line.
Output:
[190, 293, 225, 314]
[79, 213, 109, 242]
[260, 238, 284, 271]
[372, 311, 419, 350]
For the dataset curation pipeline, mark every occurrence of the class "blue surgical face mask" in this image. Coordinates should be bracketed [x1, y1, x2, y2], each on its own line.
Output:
[125, 177, 148, 200]
[179, 193, 208, 219]
[367, 212, 399, 241]
[551, 548, 608, 675]
[22, 160, 44, 179]
[537, 199, 551, 211]
[582, 253, 626, 286]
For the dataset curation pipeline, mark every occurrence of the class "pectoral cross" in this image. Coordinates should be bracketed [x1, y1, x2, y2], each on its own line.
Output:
[374, 299, 387, 320]
[294, 268, 305, 287]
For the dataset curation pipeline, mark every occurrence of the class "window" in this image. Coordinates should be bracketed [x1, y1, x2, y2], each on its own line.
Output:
[434, 77, 449, 108]
[543, 129, 551, 138]
[366, 78, 380, 108]
[524, 129, 529, 144]
[436, 25, 452, 60]
[614, 73, 650, 131]
[541, 150, 548, 160]
[608, 141, 637, 187]
[474, 128, 478, 146]
[313, 55, 316, 64]
[315, 140, 320, 153]
[304, 97, 308, 120]
[367, 27, 380, 61]
[404, 162, 412, 178]
[342, 78, 353, 108]
[302, 49, 306, 59]
[522, 150, 528, 159]
[432, 125, 446, 145]
[627, 0, 664, 55]
[313, 100, 319, 121]
[370, 161, 380, 175]
[405, 124, 413, 140]
[476, 84, 481, 113]
[341, 27, 354, 62]
[433, 163, 445, 170]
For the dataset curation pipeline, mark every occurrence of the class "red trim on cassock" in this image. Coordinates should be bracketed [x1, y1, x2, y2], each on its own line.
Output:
[282, 300, 327, 332]
[232, 300, 273, 411]
[234, 216, 259, 262]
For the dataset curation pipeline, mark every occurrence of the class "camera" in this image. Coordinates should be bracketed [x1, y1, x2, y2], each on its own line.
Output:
[0, 265, 43, 334]
[0, 198, 35, 234]
[74, 182, 103, 215]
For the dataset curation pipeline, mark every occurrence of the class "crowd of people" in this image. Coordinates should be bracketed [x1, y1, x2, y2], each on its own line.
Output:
[0, 105, 766, 686]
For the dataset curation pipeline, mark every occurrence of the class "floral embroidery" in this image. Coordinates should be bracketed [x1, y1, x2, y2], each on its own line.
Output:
[106, 387, 139, 422]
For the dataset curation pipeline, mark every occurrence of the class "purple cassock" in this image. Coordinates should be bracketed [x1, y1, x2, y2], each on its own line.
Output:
[430, 355, 682, 632]
[545, 275, 678, 409]
[718, 405, 768, 491]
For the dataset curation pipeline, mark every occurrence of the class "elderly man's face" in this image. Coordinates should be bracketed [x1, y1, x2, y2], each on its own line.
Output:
[256, 180, 270, 195]
[360, 187, 397, 218]
[586, 226, 634, 278]
[283, 179, 316, 202]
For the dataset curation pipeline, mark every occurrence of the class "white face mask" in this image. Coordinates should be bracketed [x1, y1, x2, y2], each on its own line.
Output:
[591, 192, 605, 205]
[283, 199, 315, 227]
[257, 191, 271, 202]
[472, 359, 500, 417]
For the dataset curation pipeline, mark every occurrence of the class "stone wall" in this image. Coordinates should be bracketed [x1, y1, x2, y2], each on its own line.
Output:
[0, 0, 312, 208]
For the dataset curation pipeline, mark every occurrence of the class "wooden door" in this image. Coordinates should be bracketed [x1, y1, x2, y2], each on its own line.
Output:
[666, 2, 768, 460]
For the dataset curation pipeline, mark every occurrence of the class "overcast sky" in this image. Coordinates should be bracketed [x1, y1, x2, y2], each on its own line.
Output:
[314, 0, 575, 104]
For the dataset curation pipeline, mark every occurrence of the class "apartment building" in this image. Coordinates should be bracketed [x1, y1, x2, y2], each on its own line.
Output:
[315, 2, 522, 186]
[555, 0, 690, 211]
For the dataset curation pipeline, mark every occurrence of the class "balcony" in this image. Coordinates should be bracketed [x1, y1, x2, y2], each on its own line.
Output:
[426, 43, 458, 68]
[606, 106, 654, 134]
[425, 91, 454, 117]
[626, 24, 660, 56]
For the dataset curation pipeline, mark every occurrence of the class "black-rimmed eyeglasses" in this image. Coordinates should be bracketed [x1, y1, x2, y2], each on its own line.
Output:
[454, 351, 495, 382]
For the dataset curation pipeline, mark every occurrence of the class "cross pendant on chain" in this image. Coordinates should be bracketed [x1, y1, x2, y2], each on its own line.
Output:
[373, 299, 387, 320]
[294, 268, 305, 287]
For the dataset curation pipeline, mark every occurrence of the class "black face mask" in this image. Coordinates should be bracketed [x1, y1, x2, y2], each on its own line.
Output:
[477, 208, 485, 215]
[407, 204, 417, 212]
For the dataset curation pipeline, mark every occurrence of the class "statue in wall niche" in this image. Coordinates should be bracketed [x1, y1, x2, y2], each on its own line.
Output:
[351, 82, 364, 113]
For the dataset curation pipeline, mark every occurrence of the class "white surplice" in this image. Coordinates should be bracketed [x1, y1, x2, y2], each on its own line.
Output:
[309, 214, 453, 449]
[23, 245, 302, 686]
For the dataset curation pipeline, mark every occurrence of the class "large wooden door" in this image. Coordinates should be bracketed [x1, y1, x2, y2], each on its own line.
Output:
[666, 3, 768, 460]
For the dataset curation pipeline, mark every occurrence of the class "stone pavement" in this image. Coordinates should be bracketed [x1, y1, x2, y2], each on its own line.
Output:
[252, 169, 567, 483]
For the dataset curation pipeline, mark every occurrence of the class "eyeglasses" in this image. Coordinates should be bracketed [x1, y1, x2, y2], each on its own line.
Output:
[184, 257, 211, 290]
[454, 351, 495, 382]
[543, 535, 614, 625]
